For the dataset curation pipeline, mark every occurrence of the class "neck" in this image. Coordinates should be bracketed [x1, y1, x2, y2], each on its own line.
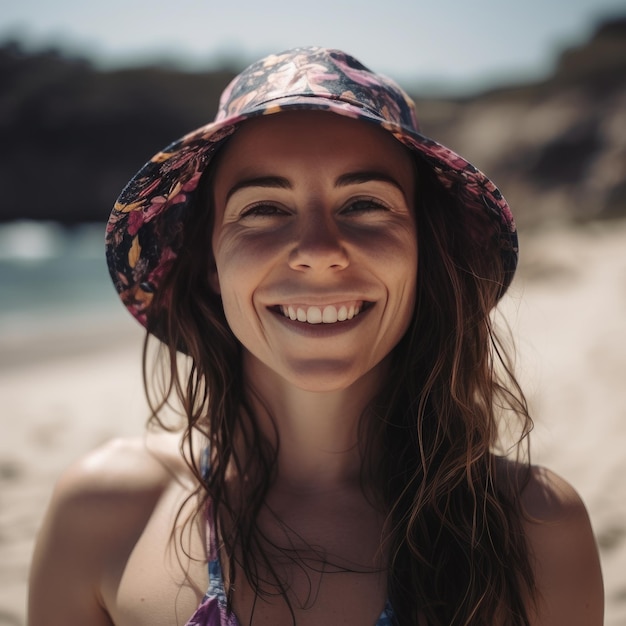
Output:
[242, 351, 387, 492]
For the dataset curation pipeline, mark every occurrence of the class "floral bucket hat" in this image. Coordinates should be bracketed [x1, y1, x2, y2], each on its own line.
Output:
[106, 46, 518, 333]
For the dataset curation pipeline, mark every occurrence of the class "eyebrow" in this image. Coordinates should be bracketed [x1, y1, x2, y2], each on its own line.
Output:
[224, 170, 406, 203]
[225, 176, 291, 203]
[335, 171, 406, 194]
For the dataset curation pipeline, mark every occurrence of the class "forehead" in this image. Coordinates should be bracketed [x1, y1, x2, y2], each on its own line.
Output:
[212, 110, 413, 176]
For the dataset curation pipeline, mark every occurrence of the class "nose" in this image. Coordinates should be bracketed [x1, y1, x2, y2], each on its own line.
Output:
[288, 211, 349, 272]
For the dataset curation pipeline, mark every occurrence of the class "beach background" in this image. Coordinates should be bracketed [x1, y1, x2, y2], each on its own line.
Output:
[1, 2, 626, 624]
[2, 220, 626, 625]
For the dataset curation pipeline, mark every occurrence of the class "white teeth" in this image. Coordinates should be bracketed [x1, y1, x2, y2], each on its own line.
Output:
[306, 307, 323, 324]
[280, 303, 365, 324]
[322, 306, 338, 323]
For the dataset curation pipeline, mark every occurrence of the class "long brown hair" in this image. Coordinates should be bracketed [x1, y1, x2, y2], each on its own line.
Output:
[145, 151, 535, 625]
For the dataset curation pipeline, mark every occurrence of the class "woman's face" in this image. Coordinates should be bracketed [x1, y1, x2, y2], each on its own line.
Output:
[210, 111, 417, 392]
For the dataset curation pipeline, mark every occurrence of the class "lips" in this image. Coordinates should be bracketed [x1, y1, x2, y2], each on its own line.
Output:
[276, 301, 367, 324]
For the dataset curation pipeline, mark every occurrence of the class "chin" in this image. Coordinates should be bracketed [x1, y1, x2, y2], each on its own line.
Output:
[282, 358, 384, 394]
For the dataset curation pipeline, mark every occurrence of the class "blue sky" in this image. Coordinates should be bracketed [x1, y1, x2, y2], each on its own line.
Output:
[2, 0, 624, 92]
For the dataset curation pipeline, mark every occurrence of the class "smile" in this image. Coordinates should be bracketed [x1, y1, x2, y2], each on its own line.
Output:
[277, 302, 367, 324]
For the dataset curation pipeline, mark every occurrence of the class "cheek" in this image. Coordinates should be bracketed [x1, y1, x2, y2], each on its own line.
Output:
[386, 233, 418, 322]
[214, 260, 251, 321]
[216, 279, 258, 350]
[212, 236, 277, 322]
[211, 234, 253, 296]
[369, 229, 418, 284]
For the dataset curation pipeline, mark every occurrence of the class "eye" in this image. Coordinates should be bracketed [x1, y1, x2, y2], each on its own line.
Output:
[341, 198, 389, 214]
[240, 203, 289, 218]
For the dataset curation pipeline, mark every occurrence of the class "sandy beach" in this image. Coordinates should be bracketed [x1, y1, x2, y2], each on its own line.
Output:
[1, 221, 625, 625]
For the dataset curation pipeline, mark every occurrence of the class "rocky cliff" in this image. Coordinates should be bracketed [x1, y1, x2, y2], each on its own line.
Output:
[419, 16, 626, 226]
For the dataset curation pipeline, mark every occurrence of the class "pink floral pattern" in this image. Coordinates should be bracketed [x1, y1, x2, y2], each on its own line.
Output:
[106, 47, 517, 333]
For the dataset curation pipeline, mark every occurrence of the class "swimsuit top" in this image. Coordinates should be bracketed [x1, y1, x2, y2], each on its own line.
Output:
[185, 452, 395, 625]
[185, 508, 395, 625]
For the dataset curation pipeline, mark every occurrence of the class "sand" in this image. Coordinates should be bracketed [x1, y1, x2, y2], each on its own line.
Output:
[1, 221, 625, 625]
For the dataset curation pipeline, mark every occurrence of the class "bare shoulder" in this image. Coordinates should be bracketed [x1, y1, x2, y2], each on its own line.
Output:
[521, 465, 588, 521]
[35, 430, 193, 550]
[37, 433, 186, 531]
[520, 465, 604, 626]
[28, 432, 191, 626]
[55, 431, 189, 496]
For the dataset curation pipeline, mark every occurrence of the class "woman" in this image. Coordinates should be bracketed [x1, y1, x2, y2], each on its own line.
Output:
[28, 47, 603, 626]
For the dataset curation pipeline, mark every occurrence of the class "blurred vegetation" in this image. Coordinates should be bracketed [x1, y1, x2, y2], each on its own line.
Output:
[1, 15, 625, 225]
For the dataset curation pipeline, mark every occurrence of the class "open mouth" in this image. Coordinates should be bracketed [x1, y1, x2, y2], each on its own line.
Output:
[274, 301, 371, 324]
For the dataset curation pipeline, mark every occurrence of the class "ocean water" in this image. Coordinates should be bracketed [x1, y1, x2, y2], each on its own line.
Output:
[0, 221, 114, 309]
[0, 221, 137, 365]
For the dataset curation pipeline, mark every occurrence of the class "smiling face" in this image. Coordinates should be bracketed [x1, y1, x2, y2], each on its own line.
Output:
[210, 110, 418, 393]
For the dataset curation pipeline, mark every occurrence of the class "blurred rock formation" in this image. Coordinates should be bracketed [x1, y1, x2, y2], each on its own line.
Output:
[0, 15, 624, 225]
[419, 15, 626, 226]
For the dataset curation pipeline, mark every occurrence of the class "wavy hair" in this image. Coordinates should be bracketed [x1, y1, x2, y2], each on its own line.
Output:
[144, 153, 535, 626]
